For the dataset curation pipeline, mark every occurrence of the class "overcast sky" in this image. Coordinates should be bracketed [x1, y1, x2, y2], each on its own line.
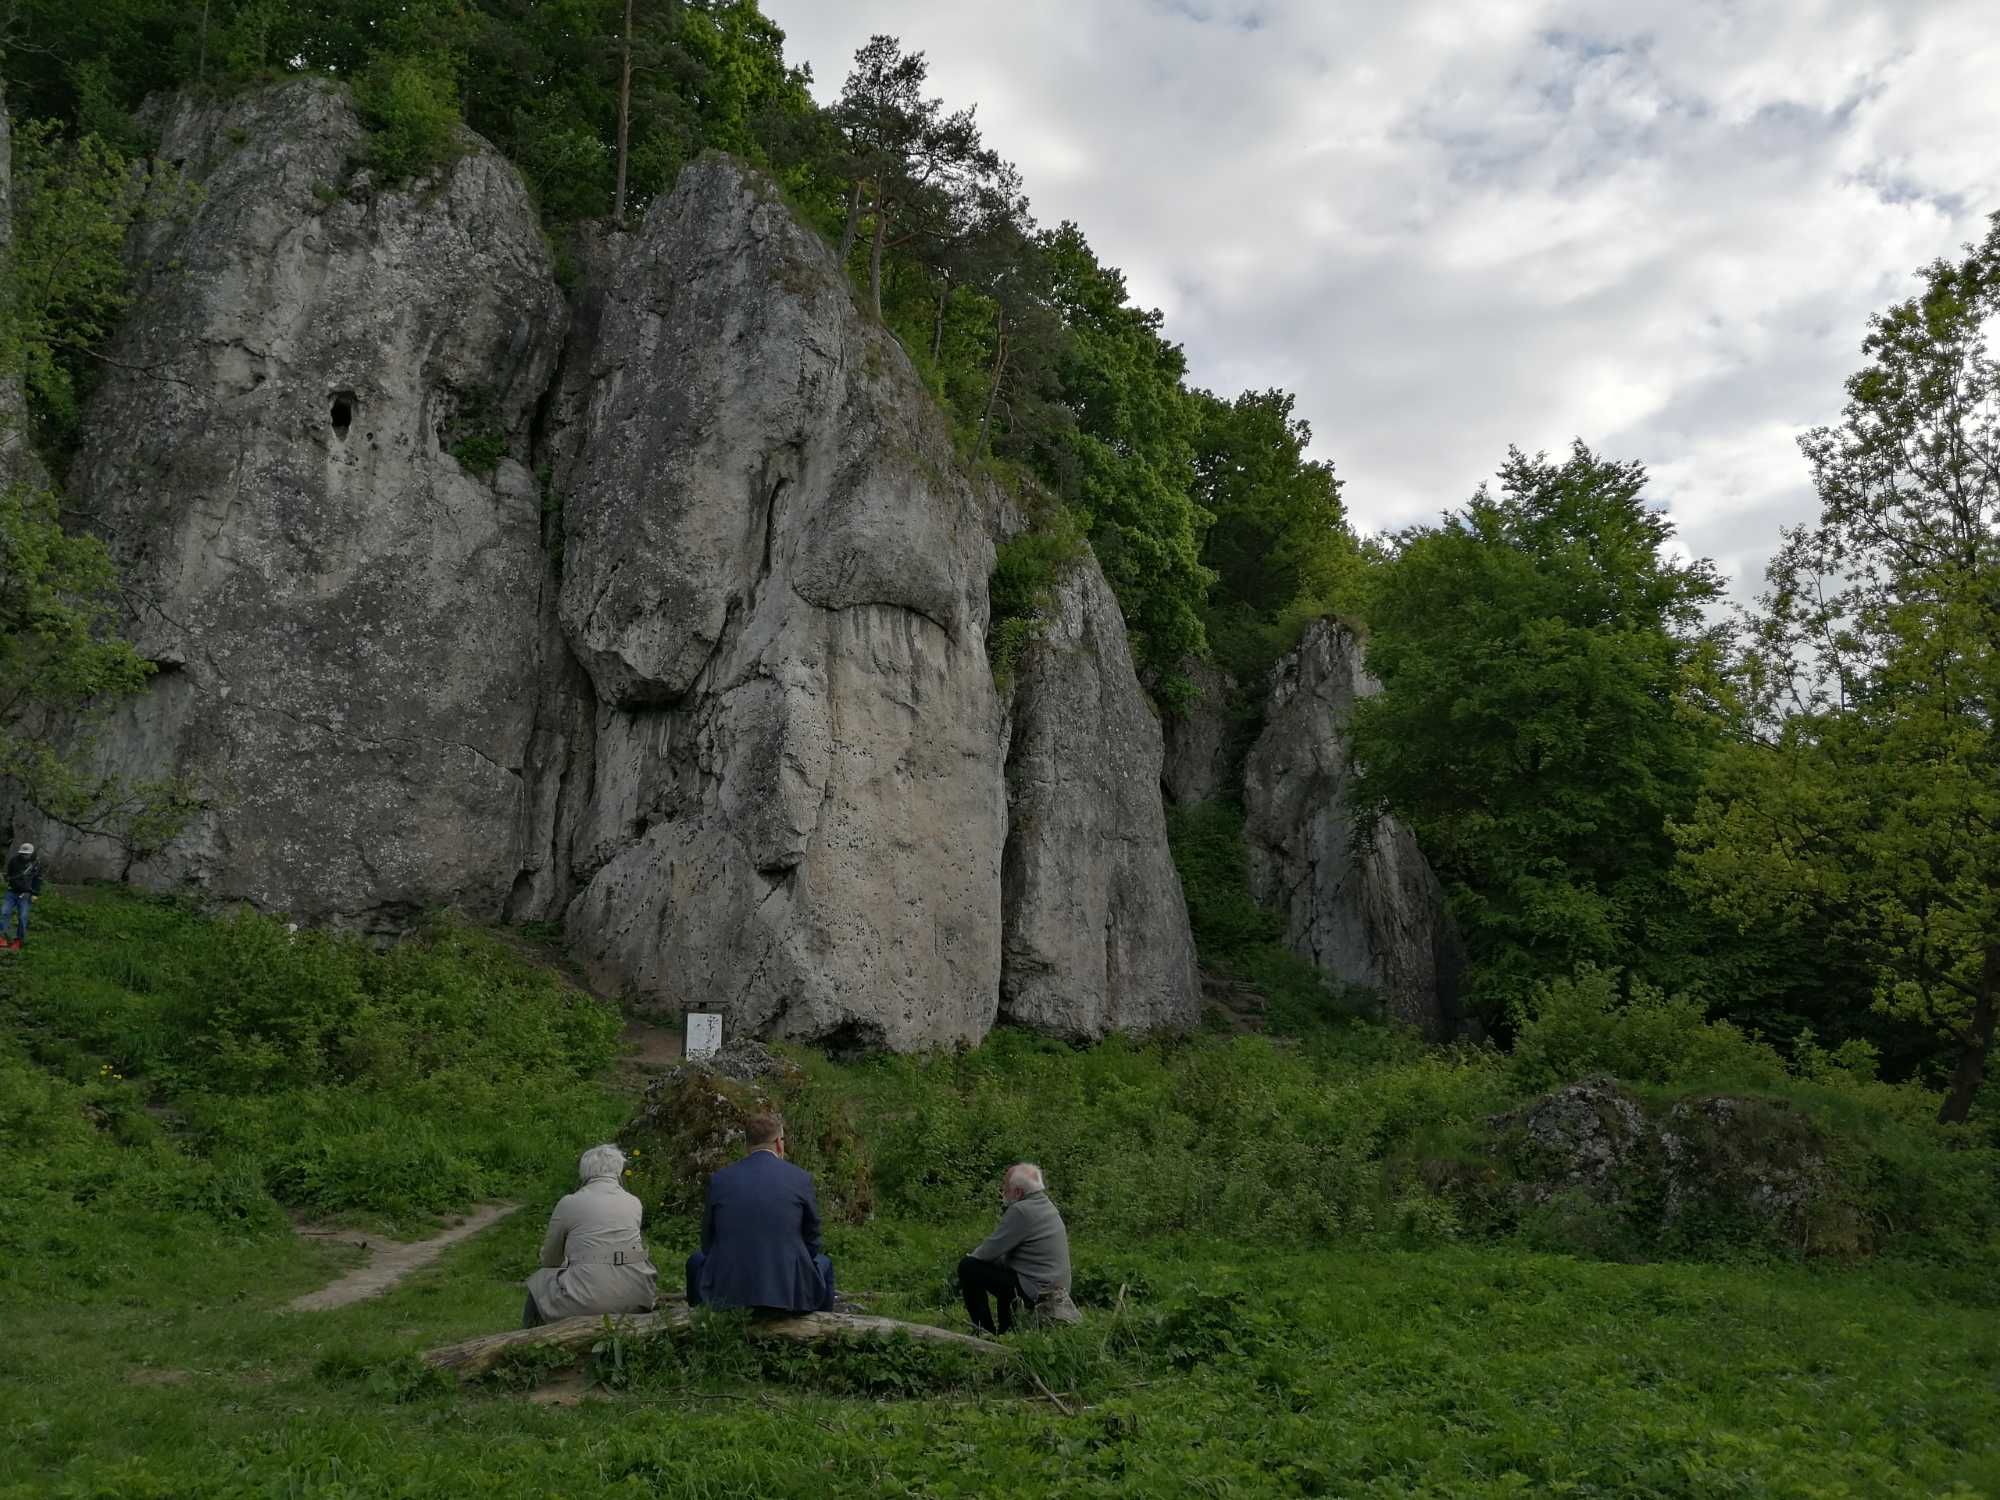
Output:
[763, 0, 2000, 603]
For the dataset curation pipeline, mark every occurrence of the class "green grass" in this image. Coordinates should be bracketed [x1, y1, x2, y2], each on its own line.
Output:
[3, 887, 1998, 1497]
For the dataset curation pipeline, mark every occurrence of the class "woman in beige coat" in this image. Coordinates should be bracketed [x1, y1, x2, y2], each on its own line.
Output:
[523, 1144, 659, 1326]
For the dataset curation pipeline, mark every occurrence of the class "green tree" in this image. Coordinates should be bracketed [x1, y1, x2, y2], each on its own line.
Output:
[1677, 216, 2000, 1122]
[0, 481, 193, 846]
[1029, 223, 1210, 695]
[1350, 443, 1725, 1021]
[5, 121, 169, 453]
[1190, 386, 1364, 681]
[0, 99, 197, 846]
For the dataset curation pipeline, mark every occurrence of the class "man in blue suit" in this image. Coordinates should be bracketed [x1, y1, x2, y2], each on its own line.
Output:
[685, 1112, 835, 1313]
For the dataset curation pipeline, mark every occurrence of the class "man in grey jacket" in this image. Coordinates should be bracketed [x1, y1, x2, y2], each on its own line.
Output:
[957, 1162, 1077, 1334]
[523, 1143, 659, 1326]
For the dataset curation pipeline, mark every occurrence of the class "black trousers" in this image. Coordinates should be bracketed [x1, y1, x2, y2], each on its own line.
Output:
[958, 1255, 1025, 1334]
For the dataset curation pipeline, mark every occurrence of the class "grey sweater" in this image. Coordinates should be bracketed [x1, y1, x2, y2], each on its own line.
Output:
[968, 1188, 1071, 1300]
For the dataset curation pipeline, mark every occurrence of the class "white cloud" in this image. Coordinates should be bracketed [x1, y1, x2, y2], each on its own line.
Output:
[763, 0, 2000, 600]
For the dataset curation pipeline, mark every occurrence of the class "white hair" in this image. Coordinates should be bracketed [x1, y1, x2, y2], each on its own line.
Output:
[1006, 1162, 1045, 1193]
[578, 1143, 625, 1183]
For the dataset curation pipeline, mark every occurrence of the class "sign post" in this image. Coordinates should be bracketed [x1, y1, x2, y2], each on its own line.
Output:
[684, 1012, 723, 1061]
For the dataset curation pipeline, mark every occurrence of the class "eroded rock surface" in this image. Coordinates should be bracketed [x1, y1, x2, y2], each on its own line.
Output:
[549, 159, 1008, 1050]
[57, 81, 566, 920]
[1001, 559, 1201, 1038]
[1243, 620, 1461, 1035]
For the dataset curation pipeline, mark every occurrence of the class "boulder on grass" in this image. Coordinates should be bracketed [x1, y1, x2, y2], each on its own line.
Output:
[619, 1041, 873, 1224]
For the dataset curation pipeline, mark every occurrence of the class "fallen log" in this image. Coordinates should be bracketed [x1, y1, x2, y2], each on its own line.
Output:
[423, 1306, 1008, 1379]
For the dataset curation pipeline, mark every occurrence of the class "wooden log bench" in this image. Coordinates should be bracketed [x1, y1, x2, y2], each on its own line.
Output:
[423, 1304, 1008, 1379]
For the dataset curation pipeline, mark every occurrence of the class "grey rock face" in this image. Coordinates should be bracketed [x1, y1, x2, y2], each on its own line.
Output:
[52, 89, 1205, 1052]
[1243, 620, 1460, 1035]
[1485, 1077, 1859, 1254]
[1160, 655, 1236, 807]
[53, 82, 567, 920]
[1001, 558, 1201, 1038]
[1489, 1075, 1650, 1201]
[549, 159, 1008, 1051]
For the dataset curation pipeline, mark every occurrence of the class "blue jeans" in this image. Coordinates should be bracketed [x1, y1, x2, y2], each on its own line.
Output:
[0, 892, 29, 943]
[685, 1249, 835, 1313]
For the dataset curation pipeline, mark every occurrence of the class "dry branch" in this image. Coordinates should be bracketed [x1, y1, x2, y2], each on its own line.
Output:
[423, 1306, 1007, 1378]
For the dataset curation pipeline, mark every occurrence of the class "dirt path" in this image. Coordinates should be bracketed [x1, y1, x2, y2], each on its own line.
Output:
[287, 1203, 522, 1312]
[614, 1016, 684, 1088]
[284, 1013, 681, 1312]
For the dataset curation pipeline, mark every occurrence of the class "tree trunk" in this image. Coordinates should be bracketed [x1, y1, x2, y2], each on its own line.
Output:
[836, 181, 864, 264]
[977, 311, 1009, 453]
[196, 0, 212, 85]
[931, 274, 952, 363]
[869, 199, 891, 320]
[1938, 943, 1998, 1123]
[423, 1305, 1007, 1379]
[612, 0, 635, 225]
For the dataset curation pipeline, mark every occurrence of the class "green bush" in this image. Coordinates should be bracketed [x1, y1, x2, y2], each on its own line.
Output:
[986, 506, 1088, 688]
[1509, 966, 1784, 1092]
[7, 891, 622, 1223]
[353, 53, 462, 183]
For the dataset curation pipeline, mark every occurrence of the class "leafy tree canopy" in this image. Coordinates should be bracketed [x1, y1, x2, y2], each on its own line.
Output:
[1350, 442, 1725, 1023]
[1676, 214, 2000, 1122]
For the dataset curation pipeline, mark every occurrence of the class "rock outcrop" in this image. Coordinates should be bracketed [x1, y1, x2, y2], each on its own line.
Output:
[57, 82, 566, 920]
[1483, 1076, 1864, 1256]
[37, 83, 1204, 1052]
[1243, 620, 1461, 1035]
[1160, 656, 1236, 807]
[547, 159, 1009, 1051]
[1001, 560, 1200, 1038]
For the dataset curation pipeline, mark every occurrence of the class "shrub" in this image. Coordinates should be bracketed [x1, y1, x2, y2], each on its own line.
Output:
[9, 892, 622, 1223]
[353, 53, 462, 183]
[1509, 966, 1784, 1092]
[986, 507, 1088, 688]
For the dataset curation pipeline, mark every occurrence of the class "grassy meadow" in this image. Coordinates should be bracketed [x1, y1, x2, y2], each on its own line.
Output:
[3, 888, 1997, 1499]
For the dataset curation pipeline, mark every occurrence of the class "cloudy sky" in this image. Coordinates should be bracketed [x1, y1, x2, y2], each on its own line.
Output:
[763, 0, 2000, 603]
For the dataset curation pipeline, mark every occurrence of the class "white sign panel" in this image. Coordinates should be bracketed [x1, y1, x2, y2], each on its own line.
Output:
[685, 1012, 723, 1061]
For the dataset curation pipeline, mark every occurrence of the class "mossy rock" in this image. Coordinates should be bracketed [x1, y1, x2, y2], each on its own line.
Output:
[619, 1043, 875, 1225]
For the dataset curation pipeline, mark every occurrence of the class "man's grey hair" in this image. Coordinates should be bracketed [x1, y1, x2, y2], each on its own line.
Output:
[1006, 1162, 1045, 1193]
[578, 1143, 626, 1183]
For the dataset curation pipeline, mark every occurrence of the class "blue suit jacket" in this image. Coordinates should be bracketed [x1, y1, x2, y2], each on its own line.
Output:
[696, 1149, 825, 1312]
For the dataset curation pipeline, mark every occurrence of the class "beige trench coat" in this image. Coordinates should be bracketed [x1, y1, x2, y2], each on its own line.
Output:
[525, 1177, 659, 1321]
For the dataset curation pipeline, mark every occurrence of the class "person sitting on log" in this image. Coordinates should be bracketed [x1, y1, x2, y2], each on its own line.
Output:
[523, 1143, 659, 1327]
[685, 1112, 835, 1314]
[958, 1162, 1080, 1334]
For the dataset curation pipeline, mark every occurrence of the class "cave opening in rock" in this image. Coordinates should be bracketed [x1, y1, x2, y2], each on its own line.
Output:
[330, 391, 357, 439]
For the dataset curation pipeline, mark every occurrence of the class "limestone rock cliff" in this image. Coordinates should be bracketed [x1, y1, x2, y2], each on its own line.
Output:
[1243, 620, 1461, 1036]
[546, 158, 1009, 1050]
[1001, 560, 1200, 1038]
[58, 82, 566, 919]
[35, 83, 1202, 1051]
